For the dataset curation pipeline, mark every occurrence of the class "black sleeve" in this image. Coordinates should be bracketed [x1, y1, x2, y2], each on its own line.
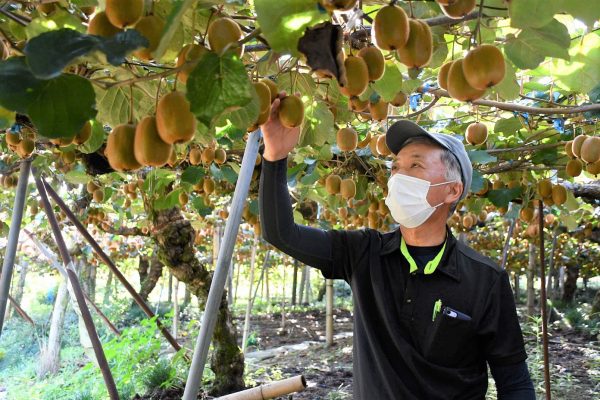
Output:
[477, 269, 528, 366]
[490, 360, 536, 399]
[259, 157, 371, 282]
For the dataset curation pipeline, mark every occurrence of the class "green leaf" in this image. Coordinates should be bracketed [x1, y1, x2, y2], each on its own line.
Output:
[468, 150, 496, 165]
[487, 188, 522, 208]
[95, 81, 158, 127]
[192, 196, 212, 217]
[255, 0, 329, 56]
[0, 107, 15, 130]
[504, 19, 571, 70]
[553, 31, 600, 94]
[64, 169, 90, 185]
[187, 52, 253, 128]
[371, 62, 403, 102]
[79, 120, 105, 154]
[154, 188, 183, 210]
[217, 86, 260, 132]
[531, 147, 558, 165]
[221, 165, 238, 184]
[181, 166, 206, 185]
[300, 99, 334, 147]
[491, 59, 520, 101]
[470, 170, 485, 193]
[556, 0, 600, 28]
[28, 74, 97, 139]
[277, 72, 317, 97]
[0, 57, 44, 114]
[508, 0, 558, 29]
[153, 0, 195, 60]
[494, 117, 522, 135]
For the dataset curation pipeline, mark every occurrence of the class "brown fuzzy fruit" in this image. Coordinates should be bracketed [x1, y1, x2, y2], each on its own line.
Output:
[586, 160, 600, 175]
[203, 177, 215, 194]
[5, 131, 20, 146]
[357, 46, 385, 81]
[201, 147, 216, 164]
[438, 61, 454, 90]
[349, 96, 369, 112]
[341, 56, 369, 97]
[37, 3, 56, 14]
[178, 192, 189, 207]
[580, 136, 600, 164]
[16, 138, 34, 158]
[566, 158, 583, 177]
[261, 79, 278, 102]
[61, 150, 76, 164]
[441, 0, 476, 19]
[105, 0, 144, 28]
[253, 81, 272, 113]
[93, 189, 105, 203]
[519, 207, 534, 223]
[87, 11, 122, 37]
[208, 17, 243, 57]
[176, 44, 207, 84]
[189, 148, 202, 165]
[463, 45, 506, 90]
[373, 5, 410, 51]
[397, 19, 433, 69]
[319, 0, 357, 11]
[87, 181, 99, 194]
[369, 135, 380, 156]
[278, 95, 305, 128]
[368, 99, 389, 121]
[134, 116, 173, 167]
[572, 135, 588, 158]
[447, 59, 486, 102]
[537, 179, 552, 198]
[376, 135, 391, 156]
[74, 121, 92, 145]
[325, 174, 342, 195]
[214, 148, 227, 164]
[551, 184, 567, 206]
[105, 124, 142, 171]
[564, 141, 574, 158]
[391, 92, 407, 107]
[156, 91, 197, 144]
[132, 15, 165, 60]
[336, 127, 358, 152]
[340, 178, 356, 200]
[465, 122, 488, 145]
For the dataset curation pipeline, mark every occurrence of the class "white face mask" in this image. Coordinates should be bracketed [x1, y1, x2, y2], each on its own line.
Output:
[385, 173, 456, 228]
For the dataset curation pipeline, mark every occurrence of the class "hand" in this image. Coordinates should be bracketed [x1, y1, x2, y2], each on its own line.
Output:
[260, 91, 301, 162]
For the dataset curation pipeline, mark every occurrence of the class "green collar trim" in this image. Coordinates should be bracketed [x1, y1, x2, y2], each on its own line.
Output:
[400, 236, 447, 275]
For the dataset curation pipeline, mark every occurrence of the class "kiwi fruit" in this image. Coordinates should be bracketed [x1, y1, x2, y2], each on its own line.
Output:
[87, 11, 122, 37]
[87, 181, 99, 194]
[208, 17, 244, 57]
[336, 127, 358, 152]
[105, 124, 141, 171]
[253, 81, 272, 113]
[519, 207, 534, 223]
[391, 91, 407, 107]
[475, 179, 489, 196]
[61, 150, 76, 164]
[201, 147, 216, 164]
[440, 0, 476, 19]
[278, 95, 305, 128]
[156, 91, 197, 144]
[5, 131, 20, 146]
[134, 116, 173, 167]
[357, 131, 371, 149]
[176, 44, 207, 84]
[93, 189, 105, 202]
[167, 148, 178, 167]
[492, 180, 504, 190]
[16, 138, 34, 158]
[37, 3, 56, 14]
[462, 45, 506, 90]
[340, 56, 369, 97]
[369, 135, 380, 156]
[340, 178, 356, 200]
[398, 19, 433, 69]
[566, 159, 583, 177]
[462, 214, 474, 229]
[580, 136, 600, 164]
[215, 148, 227, 164]
[438, 61, 453, 90]
[74, 121, 92, 145]
[586, 160, 600, 175]
[178, 192, 189, 207]
[319, 0, 357, 11]
[189, 148, 202, 165]
[368, 99, 389, 121]
[447, 59, 486, 102]
[376, 134, 391, 156]
[551, 184, 567, 206]
[50, 136, 75, 147]
[435, 0, 458, 5]
[465, 122, 487, 145]
[261, 79, 278, 102]
[325, 174, 342, 195]
[248, 106, 271, 132]
[132, 15, 165, 60]
[572, 135, 588, 158]
[203, 177, 215, 194]
[537, 179, 552, 198]
[357, 46, 385, 81]
[349, 96, 369, 112]
[373, 5, 410, 51]
[564, 140, 574, 158]
[105, 0, 144, 28]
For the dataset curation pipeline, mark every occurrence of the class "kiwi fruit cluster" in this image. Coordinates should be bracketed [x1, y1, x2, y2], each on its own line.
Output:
[5, 128, 36, 159]
[565, 135, 600, 176]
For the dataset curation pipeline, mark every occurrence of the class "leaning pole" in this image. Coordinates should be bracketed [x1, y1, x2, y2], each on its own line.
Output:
[183, 129, 262, 399]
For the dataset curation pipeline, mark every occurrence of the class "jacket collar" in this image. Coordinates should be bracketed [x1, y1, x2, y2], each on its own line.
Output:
[379, 226, 460, 282]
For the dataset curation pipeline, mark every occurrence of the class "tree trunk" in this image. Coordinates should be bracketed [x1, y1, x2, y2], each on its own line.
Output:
[138, 256, 164, 302]
[281, 262, 286, 331]
[304, 266, 311, 304]
[150, 207, 244, 395]
[562, 263, 579, 303]
[317, 280, 326, 302]
[291, 258, 298, 306]
[298, 263, 306, 305]
[103, 271, 113, 305]
[527, 243, 536, 317]
[38, 275, 69, 377]
[9, 261, 28, 319]
[513, 272, 520, 303]
[265, 268, 270, 313]
[167, 272, 173, 304]
[182, 285, 191, 311]
[173, 277, 179, 339]
[325, 279, 334, 347]
[545, 229, 559, 300]
[591, 289, 600, 315]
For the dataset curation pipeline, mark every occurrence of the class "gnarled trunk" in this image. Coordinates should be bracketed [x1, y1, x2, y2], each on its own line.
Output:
[150, 207, 244, 395]
[138, 255, 164, 302]
[38, 275, 69, 377]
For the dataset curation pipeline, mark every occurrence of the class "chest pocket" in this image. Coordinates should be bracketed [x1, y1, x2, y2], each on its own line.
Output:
[421, 305, 474, 367]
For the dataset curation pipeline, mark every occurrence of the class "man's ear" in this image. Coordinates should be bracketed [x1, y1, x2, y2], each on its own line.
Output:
[445, 182, 462, 205]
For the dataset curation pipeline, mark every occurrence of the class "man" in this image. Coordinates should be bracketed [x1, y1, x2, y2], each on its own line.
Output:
[259, 93, 535, 399]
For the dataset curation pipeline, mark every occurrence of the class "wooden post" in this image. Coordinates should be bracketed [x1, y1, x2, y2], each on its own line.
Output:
[527, 242, 536, 317]
[35, 176, 118, 400]
[538, 202, 551, 400]
[325, 279, 334, 347]
[0, 159, 31, 335]
[216, 375, 306, 400]
[173, 277, 179, 339]
[280, 260, 286, 331]
[291, 259, 298, 306]
[501, 218, 516, 269]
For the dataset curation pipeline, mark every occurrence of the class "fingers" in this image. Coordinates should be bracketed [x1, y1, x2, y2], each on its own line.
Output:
[268, 97, 280, 123]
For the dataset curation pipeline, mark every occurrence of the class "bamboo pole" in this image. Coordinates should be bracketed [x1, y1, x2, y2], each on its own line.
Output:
[35, 176, 119, 400]
[0, 158, 31, 335]
[538, 203, 552, 399]
[183, 129, 262, 400]
[216, 376, 306, 400]
[40, 178, 182, 353]
[173, 277, 179, 339]
[8, 294, 35, 326]
[325, 279, 334, 347]
[501, 218, 517, 269]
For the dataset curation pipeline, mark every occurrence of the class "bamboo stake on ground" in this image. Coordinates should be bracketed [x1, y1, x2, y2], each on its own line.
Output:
[538, 202, 552, 400]
[216, 375, 306, 400]
[0, 158, 31, 335]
